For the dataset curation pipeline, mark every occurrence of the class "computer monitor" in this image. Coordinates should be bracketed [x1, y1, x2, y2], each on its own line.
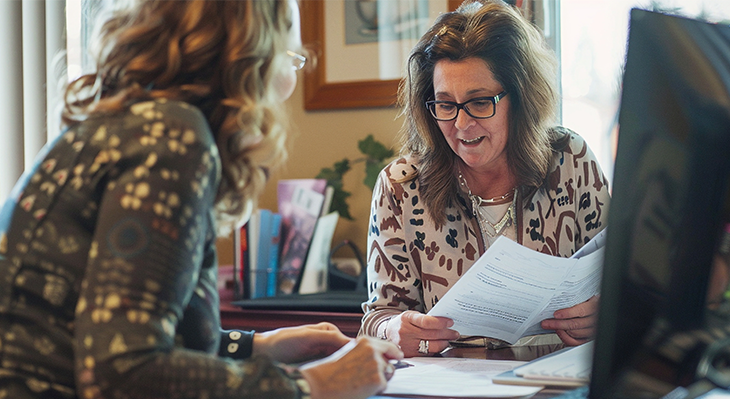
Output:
[590, 8, 730, 398]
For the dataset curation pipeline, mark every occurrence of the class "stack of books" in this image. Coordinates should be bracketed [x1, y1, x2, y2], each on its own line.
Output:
[232, 179, 338, 299]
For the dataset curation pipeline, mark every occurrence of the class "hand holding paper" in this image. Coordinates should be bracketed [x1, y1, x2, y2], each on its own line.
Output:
[427, 233, 605, 344]
[540, 295, 600, 346]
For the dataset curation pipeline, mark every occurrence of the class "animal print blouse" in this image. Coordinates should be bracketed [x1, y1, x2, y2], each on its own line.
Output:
[0, 100, 301, 398]
[360, 130, 611, 343]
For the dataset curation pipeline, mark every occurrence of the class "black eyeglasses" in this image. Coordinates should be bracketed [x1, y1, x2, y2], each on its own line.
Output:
[425, 91, 507, 121]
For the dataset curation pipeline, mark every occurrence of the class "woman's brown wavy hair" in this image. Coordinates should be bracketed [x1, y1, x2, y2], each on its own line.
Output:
[61, 0, 294, 234]
[398, 0, 563, 227]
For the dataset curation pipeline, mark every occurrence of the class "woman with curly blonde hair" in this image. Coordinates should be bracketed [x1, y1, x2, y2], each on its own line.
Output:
[0, 1, 401, 398]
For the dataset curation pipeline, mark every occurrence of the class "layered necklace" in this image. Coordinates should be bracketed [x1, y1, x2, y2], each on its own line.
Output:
[458, 170, 517, 238]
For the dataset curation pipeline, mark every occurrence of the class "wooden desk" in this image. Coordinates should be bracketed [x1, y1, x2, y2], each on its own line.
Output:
[220, 302, 363, 337]
[220, 302, 573, 398]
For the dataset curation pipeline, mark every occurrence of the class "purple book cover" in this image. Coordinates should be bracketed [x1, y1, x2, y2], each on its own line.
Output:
[276, 179, 327, 294]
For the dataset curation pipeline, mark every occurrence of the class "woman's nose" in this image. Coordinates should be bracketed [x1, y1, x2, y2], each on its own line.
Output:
[453, 108, 476, 130]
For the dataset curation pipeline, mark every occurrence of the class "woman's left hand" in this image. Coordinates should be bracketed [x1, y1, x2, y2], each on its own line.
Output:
[540, 295, 599, 346]
[252, 322, 352, 363]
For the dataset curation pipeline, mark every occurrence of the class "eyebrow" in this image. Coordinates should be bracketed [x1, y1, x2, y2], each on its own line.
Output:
[434, 88, 496, 99]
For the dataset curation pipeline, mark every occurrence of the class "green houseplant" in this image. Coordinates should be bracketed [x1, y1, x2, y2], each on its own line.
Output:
[316, 134, 394, 220]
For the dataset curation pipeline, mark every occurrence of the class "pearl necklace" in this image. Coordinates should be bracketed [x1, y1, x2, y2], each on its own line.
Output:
[458, 171, 516, 238]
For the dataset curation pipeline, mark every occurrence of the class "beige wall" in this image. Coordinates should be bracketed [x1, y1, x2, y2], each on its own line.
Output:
[216, 80, 402, 266]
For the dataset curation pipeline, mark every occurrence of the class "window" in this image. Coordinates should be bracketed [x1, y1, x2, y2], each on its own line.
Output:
[555, 0, 730, 182]
[0, 0, 97, 204]
[0, 1, 66, 203]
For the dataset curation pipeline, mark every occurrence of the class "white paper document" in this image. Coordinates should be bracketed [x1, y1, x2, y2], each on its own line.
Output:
[570, 228, 607, 259]
[382, 357, 542, 397]
[428, 234, 604, 344]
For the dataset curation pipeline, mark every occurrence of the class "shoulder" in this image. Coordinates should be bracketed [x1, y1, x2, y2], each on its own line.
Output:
[128, 99, 213, 144]
[119, 99, 220, 170]
[372, 156, 421, 205]
[104, 100, 221, 182]
[129, 99, 205, 121]
[550, 126, 596, 162]
[546, 127, 604, 178]
[542, 126, 609, 194]
[379, 156, 418, 186]
[382, 156, 419, 185]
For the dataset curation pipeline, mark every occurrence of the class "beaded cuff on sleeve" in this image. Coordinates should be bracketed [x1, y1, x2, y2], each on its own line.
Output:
[218, 329, 255, 359]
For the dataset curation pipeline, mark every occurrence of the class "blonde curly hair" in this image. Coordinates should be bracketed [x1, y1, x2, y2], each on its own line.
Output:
[61, 0, 295, 234]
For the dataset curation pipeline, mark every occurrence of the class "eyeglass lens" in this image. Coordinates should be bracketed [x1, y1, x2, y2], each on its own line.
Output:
[287, 50, 306, 71]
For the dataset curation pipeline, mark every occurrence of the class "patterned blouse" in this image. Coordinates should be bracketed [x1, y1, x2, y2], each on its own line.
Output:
[361, 129, 611, 343]
[0, 100, 301, 398]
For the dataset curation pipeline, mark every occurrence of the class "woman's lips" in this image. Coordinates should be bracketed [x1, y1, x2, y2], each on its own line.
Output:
[460, 136, 485, 145]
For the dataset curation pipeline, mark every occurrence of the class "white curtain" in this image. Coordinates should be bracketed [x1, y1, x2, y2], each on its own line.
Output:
[0, 0, 66, 205]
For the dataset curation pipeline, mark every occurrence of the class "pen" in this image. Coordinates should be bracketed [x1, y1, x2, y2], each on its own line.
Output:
[389, 359, 414, 369]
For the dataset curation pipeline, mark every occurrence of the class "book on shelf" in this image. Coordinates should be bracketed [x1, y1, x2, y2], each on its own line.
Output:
[298, 211, 339, 294]
[320, 185, 334, 217]
[251, 209, 281, 299]
[245, 211, 259, 298]
[266, 212, 282, 297]
[232, 220, 250, 300]
[276, 179, 329, 295]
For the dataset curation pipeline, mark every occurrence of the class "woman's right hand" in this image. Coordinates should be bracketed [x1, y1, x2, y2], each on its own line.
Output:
[386, 311, 460, 357]
[299, 336, 403, 399]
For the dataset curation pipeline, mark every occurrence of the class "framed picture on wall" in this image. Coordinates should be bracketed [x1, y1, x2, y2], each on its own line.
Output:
[301, 0, 462, 110]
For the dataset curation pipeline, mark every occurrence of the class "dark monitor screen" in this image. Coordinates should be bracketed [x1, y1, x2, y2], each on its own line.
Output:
[591, 8, 730, 399]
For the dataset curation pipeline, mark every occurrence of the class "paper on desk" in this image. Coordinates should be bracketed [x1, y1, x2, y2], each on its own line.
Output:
[382, 357, 542, 397]
[428, 235, 604, 344]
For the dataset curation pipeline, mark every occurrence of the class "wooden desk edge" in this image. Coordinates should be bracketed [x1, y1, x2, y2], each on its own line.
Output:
[220, 302, 364, 337]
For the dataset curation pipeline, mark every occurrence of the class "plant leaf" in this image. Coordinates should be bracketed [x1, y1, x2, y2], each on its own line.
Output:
[364, 159, 386, 189]
[330, 187, 353, 220]
[316, 159, 350, 186]
[333, 159, 351, 174]
[358, 134, 394, 161]
[314, 136, 394, 221]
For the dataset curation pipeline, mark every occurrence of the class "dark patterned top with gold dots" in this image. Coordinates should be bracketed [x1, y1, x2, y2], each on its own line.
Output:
[0, 100, 302, 398]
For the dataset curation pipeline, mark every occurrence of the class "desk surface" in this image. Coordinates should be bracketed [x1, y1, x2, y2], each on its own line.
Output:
[220, 302, 576, 398]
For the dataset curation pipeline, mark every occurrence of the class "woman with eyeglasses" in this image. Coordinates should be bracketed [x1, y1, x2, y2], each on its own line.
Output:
[0, 1, 403, 398]
[361, 0, 610, 357]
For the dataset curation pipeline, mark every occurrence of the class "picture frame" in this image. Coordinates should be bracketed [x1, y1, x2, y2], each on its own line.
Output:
[301, 0, 462, 110]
